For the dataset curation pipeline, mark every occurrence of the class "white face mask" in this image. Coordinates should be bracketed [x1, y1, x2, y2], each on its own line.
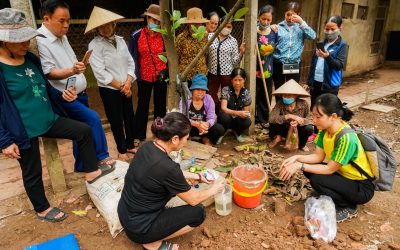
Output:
[221, 27, 232, 36]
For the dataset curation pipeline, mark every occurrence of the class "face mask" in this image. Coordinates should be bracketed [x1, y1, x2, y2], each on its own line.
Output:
[221, 27, 232, 36]
[282, 97, 295, 105]
[257, 21, 270, 30]
[325, 29, 340, 41]
[148, 22, 160, 30]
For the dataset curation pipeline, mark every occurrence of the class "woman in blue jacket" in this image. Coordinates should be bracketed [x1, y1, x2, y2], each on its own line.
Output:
[307, 15, 349, 107]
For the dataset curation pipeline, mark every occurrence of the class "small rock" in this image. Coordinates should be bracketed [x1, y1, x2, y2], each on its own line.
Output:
[336, 232, 347, 243]
[96, 213, 100, 218]
[351, 242, 367, 249]
[85, 204, 93, 211]
[202, 227, 212, 238]
[201, 239, 211, 248]
[349, 229, 363, 242]
[261, 242, 269, 249]
[302, 237, 313, 246]
[292, 216, 304, 226]
[389, 243, 400, 250]
[295, 225, 309, 237]
[380, 222, 394, 232]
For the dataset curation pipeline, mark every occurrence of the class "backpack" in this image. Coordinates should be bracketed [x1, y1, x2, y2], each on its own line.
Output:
[334, 126, 398, 191]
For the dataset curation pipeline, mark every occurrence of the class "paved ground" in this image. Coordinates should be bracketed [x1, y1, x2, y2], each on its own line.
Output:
[0, 62, 399, 203]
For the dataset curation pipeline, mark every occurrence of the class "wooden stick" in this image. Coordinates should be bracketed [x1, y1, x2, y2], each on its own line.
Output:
[256, 45, 272, 111]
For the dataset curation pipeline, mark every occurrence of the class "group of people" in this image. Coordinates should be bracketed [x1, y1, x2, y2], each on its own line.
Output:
[0, 1, 376, 250]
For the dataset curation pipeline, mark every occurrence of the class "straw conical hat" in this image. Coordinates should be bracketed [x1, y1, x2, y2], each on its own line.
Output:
[183, 7, 209, 24]
[85, 6, 124, 34]
[272, 79, 310, 97]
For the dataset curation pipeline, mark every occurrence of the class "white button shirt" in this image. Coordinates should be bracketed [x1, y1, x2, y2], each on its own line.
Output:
[88, 35, 136, 90]
[36, 25, 87, 94]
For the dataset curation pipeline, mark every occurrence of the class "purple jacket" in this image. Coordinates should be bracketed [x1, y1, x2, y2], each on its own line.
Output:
[179, 94, 216, 127]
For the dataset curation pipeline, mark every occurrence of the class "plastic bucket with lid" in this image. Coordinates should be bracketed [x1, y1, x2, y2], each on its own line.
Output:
[230, 165, 268, 209]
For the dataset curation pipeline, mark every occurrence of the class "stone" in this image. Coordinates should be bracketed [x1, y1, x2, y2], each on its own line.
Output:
[389, 243, 400, 250]
[202, 227, 212, 238]
[348, 230, 363, 242]
[261, 242, 269, 249]
[274, 199, 286, 216]
[350, 242, 367, 249]
[201, 239, 211, 248]
[335, 232, 347, 243]
[292, 216, 304, 226]
[295, 225, 309, 237]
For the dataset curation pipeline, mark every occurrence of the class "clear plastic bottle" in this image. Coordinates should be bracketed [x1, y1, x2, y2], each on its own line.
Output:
[180, 157, 195, 170]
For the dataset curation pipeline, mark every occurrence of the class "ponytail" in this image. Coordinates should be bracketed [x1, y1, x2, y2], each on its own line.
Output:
[151, 112, 191, 141]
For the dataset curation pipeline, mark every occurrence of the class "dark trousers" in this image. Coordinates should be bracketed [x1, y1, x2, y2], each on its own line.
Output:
[190, 123, 225, 144]
[18, 117, 98, 213]
[218, 112, 251, 135]
[255, 77, 273, 124]
[99, 87, 135, 154]
[124, 205, 205, 244]
[272, 58, 301, 101]
[135, 80, 167, 140]
[304, 172, 375, 209]
[269, 123, 313, 149]
[310, 81, 339, 108]
[61, 93, 109, 171]
[208, 73, 231, 114]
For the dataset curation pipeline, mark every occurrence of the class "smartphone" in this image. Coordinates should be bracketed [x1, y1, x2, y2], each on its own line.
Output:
[81, 49, 93, 65]
[65, 77, 77, 89]
[316, 42, 325, 52]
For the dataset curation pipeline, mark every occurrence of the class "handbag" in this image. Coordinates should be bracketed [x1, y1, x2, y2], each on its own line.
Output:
[282, 62, 300, 74]
[144, 30, 169, 82]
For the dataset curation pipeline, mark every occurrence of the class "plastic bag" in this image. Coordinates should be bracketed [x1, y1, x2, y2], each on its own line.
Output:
[284, 125, 299, 151]
[304, 195, 337, 243]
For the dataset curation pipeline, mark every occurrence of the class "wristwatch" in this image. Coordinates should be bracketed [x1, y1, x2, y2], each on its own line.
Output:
[300, 163, 305, 171]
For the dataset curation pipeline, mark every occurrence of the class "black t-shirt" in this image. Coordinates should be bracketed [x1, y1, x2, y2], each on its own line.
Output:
[117, 141, 191, 234]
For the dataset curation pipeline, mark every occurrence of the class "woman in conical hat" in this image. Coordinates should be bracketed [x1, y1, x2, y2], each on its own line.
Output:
[86, 6, 137, 161]
[268, 79, 313, 151]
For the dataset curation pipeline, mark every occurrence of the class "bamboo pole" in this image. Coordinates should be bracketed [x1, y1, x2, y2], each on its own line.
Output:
[256, 45, 271, 111]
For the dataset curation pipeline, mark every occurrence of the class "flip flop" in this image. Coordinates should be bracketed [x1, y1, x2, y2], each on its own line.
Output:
[36, 207, 68, 223]
[98, 157, 116, 166]
[87, 164, 116, 184]
[143, 241, 175, 250]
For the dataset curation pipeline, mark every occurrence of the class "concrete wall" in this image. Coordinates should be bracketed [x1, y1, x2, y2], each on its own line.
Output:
[386, 0, 400, 31]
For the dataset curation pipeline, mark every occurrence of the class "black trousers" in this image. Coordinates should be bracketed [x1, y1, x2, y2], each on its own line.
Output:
[190, 123, 225, 144]
[310, 81, 339, 108]
[304, 172, 375, 210]
[18, 117, 98, 213]
[272, 58, 301, 101]
[135, 80, 167, 140]
[255, 77, 273, 124]
[218, 112, 252, 135]
[124, 205, 205, 244]
[99, 87, 135, 154]
[269, 123, 313, 149]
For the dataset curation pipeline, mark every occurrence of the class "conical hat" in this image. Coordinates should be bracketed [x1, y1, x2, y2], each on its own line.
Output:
[85, 6, 124, 34]
[272, 79, 310, 97]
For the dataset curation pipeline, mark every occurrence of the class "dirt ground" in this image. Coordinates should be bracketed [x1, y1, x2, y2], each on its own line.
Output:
[1, 66, 400, 249]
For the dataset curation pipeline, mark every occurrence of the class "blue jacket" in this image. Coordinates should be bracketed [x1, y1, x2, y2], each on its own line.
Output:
[128, 28, 142, 82]
[0, 52, 66, 150]
[307, 36, 349, 90]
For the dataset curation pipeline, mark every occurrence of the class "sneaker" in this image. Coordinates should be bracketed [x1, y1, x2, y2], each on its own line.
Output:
[336, 207, 358, 222]
[233, 131, 246, 143]
[215, 136, 224, 145]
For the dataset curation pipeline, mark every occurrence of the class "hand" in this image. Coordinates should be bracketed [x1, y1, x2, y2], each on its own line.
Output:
[303, 84, 310, 91]
[292, 116, 304, 126]
[270, 24, 278, 33]
[291, 14, 304, 24]
[121, 81, 131, 95]
[72, 62, 86, 74]
[211, 178, 226, 195]
[279, 161, 300, 181]
[62, 86, 77, 102]
[1, 143, 20, 159]
[280, 155, 298, 170]
[236, 111, 248, 119]
[239, 42, 246, 55]
[316, 49, 329, 58]
[125, 90, 132, 98]
[290, 120, 299, 127]
[198, 122, 210, 132]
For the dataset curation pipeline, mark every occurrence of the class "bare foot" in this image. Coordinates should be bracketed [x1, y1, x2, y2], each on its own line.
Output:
[127, 148, 137, 154]
[143, 241, 179, 250]
[85, 169, 102, 182]
[202, 137, 212, 146]
[269, 135, 282, 148]
[118, 153, 130, 162]
[37, 207, 65, 220]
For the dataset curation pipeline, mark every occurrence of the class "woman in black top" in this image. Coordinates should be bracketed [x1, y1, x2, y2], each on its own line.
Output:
[118, 112, 224, 250]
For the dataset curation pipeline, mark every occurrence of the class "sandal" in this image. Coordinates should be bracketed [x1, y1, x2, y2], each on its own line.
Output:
[87, 164, 116, 184]
[143, 241, 176, 250]
[98, 157, 116, 167]
[37, 207, 68, 223]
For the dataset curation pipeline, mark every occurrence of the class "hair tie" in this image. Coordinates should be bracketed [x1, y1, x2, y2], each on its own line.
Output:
[155, 117, 165, 129]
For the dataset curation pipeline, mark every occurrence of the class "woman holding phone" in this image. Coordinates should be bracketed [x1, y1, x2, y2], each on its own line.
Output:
[86, 7, 137, 161]
[307, 15, 348, 107]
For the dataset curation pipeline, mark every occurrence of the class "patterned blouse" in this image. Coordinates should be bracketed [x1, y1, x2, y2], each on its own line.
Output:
[221, 86, 252, 111]
[137, 27, 167, 82]
[256, 31, 277, 79]
[175, 28, 208, 81]
[268, 98, 311, 125]
[208, 33, 241, 76]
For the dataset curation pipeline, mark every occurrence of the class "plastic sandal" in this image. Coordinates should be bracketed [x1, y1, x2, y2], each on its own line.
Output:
[36, 207, 68, 223]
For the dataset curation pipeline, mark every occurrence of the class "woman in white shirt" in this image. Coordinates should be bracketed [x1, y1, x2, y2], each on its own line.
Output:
[85, 7, 137, 161]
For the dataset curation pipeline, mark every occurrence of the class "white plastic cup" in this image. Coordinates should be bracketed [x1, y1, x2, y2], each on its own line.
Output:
[214, 184, 233, 216]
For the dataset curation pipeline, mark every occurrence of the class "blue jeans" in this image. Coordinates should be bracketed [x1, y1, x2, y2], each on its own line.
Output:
[61, 93, 109, 171]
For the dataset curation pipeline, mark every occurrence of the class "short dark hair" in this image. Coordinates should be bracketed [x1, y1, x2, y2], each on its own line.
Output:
[258, 5, 274, 17]
[286, 1, 301, 14]
[41, 0, 69, 18]
[230, 67, 247, 80]
[326, 15, 343, 27]
[312, 93, 354, 121]
[207, 11, 219, 20]
[151, 112, 191, 141]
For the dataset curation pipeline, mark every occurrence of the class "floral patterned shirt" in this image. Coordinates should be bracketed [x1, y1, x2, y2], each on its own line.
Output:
[221, 86, 252, 111]
[256, 31, 277, 79]
[175, 28, 208, 81]
[268, 98, 310, 125]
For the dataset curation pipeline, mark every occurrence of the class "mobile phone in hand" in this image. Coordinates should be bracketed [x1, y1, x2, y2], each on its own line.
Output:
[66, 77, 77, 89]
[82, 49, 93, 66]
[316, 42, 325, 52]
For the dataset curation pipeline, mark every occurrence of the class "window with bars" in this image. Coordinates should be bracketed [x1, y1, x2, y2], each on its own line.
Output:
[370, 0, 389, 55]
[357, 6, 368, 20]
[341, 3, 355, 19]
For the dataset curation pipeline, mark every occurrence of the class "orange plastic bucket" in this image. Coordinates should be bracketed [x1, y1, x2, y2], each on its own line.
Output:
[230, 165, 268, 209]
